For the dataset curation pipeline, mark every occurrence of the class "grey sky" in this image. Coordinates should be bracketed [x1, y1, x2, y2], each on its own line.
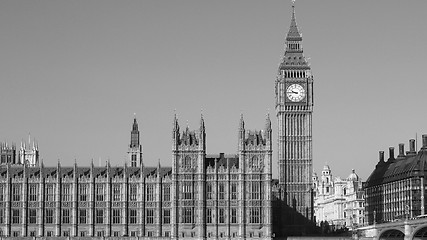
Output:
[1, 0, 426, 180]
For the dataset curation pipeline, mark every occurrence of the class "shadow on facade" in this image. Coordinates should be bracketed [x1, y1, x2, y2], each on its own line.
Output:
[272, 199, 320, 238]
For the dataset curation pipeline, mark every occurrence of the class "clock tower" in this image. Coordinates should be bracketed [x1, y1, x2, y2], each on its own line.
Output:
[275, 2, 314, 218]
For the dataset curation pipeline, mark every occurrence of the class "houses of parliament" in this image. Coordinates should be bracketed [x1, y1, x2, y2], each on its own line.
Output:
[0, 3, 315, 239]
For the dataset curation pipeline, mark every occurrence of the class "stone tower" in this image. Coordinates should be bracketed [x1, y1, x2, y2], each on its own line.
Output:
[171, 114, 206, 239]
[275, 2, 314, 218]
[19, 136, 39, 166]
[128, 116, 143, 167]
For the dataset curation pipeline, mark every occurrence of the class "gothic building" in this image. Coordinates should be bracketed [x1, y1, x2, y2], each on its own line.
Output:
[364, 135, 427, 224]
[0, 138, 39, 167]
[275, 2, 314, 218]
[0, 114, 273, 239]
[1, 142, 17, 165]
[313, 166, 365, 230]
[0, 2, 317, 239]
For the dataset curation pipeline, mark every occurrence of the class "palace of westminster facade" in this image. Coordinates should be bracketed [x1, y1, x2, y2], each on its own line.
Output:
[0, 3, 315, 239]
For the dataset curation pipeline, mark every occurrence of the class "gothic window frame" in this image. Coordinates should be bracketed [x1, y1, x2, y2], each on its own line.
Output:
[129, 209, 138, 224]
[62, 209, 70, 224]
[163, 209, 171, 224]
[112, 209, 121, 224]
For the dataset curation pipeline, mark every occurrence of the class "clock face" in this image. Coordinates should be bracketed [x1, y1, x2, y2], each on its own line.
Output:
[286, 84, 306, 102]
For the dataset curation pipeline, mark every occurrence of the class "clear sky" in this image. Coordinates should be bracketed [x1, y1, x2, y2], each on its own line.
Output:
[1, 0, 427, 181]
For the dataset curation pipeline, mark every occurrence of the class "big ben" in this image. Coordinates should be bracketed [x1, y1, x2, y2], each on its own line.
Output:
[275, 2, 314, 218]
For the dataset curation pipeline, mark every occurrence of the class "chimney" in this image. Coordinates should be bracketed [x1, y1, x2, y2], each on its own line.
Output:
[423, 135, 427, 149]
[397, 143, 405, 158]
[379, 151, 384, 162]
[389, 147, 395, 160]
[407, 139, 416, 155]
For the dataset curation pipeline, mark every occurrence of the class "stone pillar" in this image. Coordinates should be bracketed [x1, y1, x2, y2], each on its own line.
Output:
[22, 169, 28, 237]
[72, 166, 78, 237]
[55, 164, 61, 236]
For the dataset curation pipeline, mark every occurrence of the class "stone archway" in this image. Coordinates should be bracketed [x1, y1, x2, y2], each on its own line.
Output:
[379, 229, 404, 240]
[413, 226, 427, 240]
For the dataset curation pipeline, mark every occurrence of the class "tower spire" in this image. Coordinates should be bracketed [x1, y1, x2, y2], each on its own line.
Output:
[286, 0, 302, 41]
[130, 116, 139, 147]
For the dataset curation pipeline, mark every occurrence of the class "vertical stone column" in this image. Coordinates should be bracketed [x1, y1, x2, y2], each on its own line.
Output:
[5, 166, 10, 237]
[214, 158, 218, 238]
[238, 155, 246, 239]
[39, 166, 45, 237]
[226, 159, 231, 239]
[90, 165, 95, 237]
[157, 168, 162, 237]
[106, 171, 111, 237]
[22, 168, 28, 237]
[72, 165, 78, 237]
[124, 164, 129, 237]
[55, 164, 61, 236]
[171, 160, 178, 239]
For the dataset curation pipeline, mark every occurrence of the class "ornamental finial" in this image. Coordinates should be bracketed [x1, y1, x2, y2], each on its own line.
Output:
[292, 0, 296, 7]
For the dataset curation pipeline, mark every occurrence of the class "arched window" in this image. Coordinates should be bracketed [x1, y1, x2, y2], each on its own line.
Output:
[343, 188, 347, 195]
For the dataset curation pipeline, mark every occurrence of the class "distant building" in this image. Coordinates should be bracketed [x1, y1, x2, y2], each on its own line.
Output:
[364, 135, 427, 225]
[0, 142, 17, 165]
[18, 137, 39, 166]
[313, 165, 364, 230]
[1, 137, 39, 167]
[0, 114, 274, 239]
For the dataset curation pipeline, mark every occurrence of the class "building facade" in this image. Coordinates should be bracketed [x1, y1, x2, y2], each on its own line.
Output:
[275, 2, 314, 218]
[0, 114, 273, 239]
[0, 138, 39, 167]
[364, 135, 427, 225]
[313, 166, 364, 230]
[1, 142, 17, 165]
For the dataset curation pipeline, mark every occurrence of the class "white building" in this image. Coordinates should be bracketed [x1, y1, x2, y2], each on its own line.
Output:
[313, 165, 365, 230]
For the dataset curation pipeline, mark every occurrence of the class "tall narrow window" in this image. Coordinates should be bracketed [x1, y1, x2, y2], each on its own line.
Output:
[146, 185, 154, 202]
[62, 184, 71, 202]
[250, 182, 260, 200]
[183, 207, 192, 223]
[231, 208, 237, 223]
[96, 184, 104, 201]
[206, 208, 212, 224]
[163, 185, 170, 201]
[62, 209, 70, 224]
[146, 209, 154, 224]
[12, 184, 21, 201]
[206, 183, 213, 200]
[79, 185, 88, 202]
[182, 182, 192, 200]
[113, 184, 121, 201]
[163, 209, 171, 224]
[231, 183, 237, 200]
[219, 208, 225, 224]
[0, 209, 4, 224]
[12, 209, 20, 224]
[218, 183, 225, 200]
[131, 154, 137, 167]
[79, 209, 87, 224]
[45, 209, 54, 224]
[129, 184, 137, 201]
[250, 208, 260, 224]
[29, 184, 38, 202]
[129, 209, 137, 224]
[112, 209, 121, 224]
[96, 209, 104, 224]
[46, 184, 55, 202]
[0, 185, 4, 201]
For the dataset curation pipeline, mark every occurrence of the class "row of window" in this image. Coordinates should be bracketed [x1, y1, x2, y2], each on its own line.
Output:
[1, 181, 264, 202]
[1, 184, 170, 202]
[2, 207, 262, 225]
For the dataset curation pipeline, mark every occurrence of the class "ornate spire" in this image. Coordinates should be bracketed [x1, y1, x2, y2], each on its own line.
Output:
[239, 113, 245, 130]
[286, 0, 302, 41]
[130, 116, 140, 148]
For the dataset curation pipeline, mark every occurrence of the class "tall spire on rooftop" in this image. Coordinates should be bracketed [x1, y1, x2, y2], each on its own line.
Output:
[286, 0, 302, 41]
[130, 115, 139, 148]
